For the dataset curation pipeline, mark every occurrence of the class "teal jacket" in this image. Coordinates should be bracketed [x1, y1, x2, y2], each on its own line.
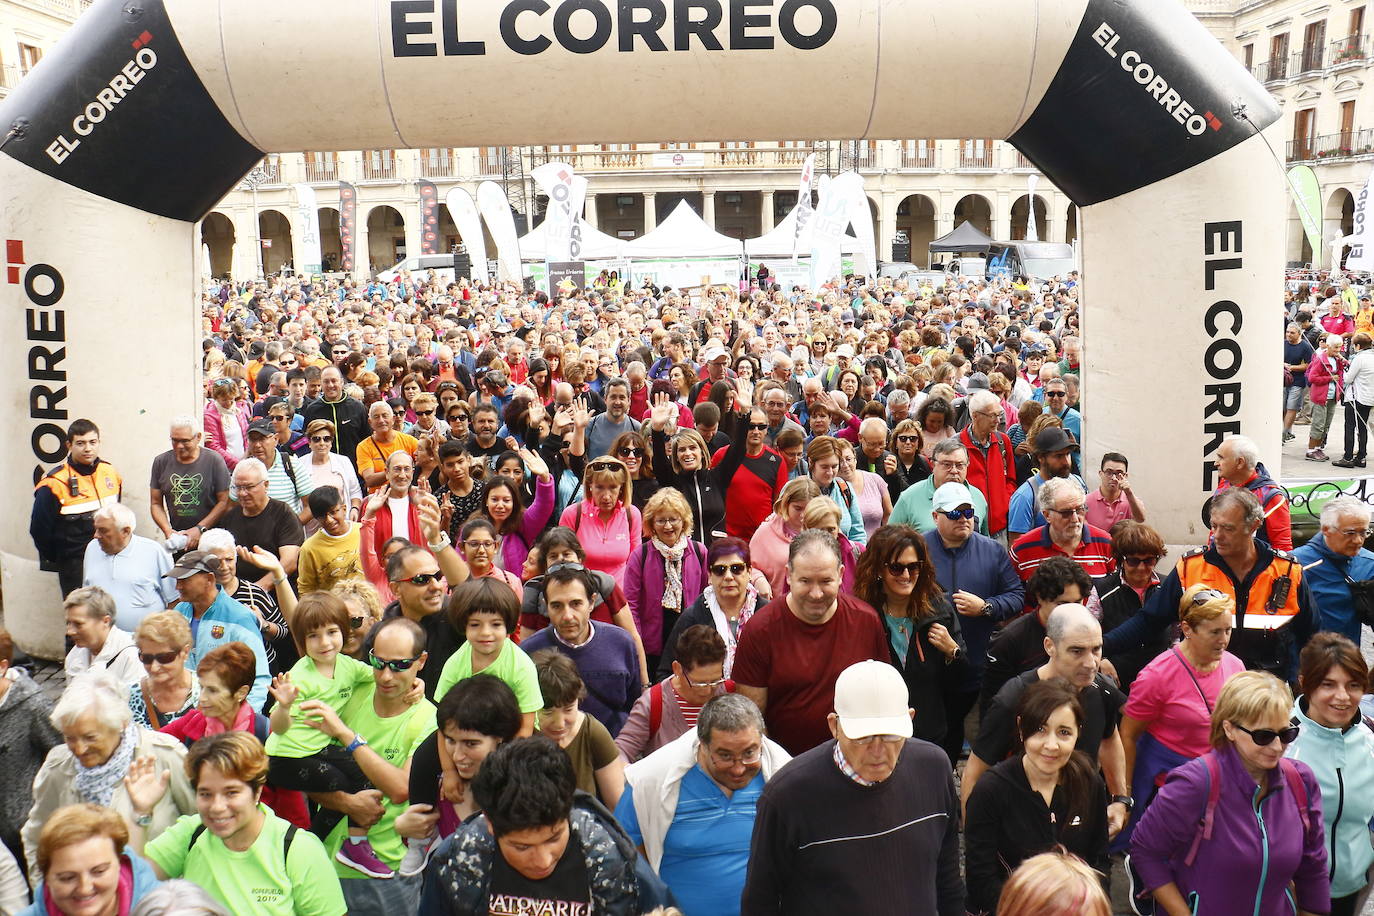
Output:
[1286, 696, 1374, 898]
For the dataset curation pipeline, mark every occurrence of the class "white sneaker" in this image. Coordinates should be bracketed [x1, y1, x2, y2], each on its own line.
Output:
[398, 835, 435, 877]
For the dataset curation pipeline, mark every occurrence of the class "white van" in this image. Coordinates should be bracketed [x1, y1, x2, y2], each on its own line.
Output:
[377, 255, 457, 284]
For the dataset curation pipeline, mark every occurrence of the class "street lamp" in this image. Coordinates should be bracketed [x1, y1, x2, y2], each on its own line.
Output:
[240, 162, 271, 280]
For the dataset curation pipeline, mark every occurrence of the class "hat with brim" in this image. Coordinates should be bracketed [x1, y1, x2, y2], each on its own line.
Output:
[932, 482, 975, 513]
[163, 550, 221, 579]
[834, 660, 913, 740]
[246, 418, 274, 437]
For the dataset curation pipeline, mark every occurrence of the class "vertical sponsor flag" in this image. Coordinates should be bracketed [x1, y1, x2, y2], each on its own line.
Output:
[1285, 165, 1323, 266]
[530, 161, 589, 262]
[810, 173, 857, 287]
[417, 180, 440, 255]
[1344, 166, 1374, 273]
[291, 183, 322, 278]
[477, 180, 523, 282]
[201, 243, 212, 280]
[1026, 174, 1041, 242]
[338, 182, 358, 274]
[791, 153, 816, 262]
[446, 187, 488, 282]
[837, 171, 876, 278]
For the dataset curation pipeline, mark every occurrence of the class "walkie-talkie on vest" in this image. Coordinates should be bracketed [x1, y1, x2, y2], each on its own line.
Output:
[1264, 575, 1292, 614]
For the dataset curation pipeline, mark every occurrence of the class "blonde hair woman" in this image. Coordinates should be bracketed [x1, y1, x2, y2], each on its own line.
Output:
[625, 488, 709, 677]
[996, 851, 1110, 916]
[748, 478, 822, 596]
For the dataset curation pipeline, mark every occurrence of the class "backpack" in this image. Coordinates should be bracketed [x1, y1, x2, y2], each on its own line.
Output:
[1182, 752, 1309, 867]
[647, 678, 736, 735]
[188, 821, 298, 859]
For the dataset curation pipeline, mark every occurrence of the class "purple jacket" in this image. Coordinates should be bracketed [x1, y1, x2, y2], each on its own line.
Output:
[1130, 744, 1329, 916]
[623, 539, 708, 655]
[500, 475, 554, 573]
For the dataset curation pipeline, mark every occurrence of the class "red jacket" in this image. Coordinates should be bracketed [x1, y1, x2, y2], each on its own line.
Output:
[959, 427, 1017, 535]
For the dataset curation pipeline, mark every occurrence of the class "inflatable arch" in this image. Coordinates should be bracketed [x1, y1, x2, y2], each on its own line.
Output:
[0, 0, 1282, 657]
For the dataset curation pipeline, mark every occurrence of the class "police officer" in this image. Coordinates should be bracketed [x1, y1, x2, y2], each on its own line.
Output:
[1104, 488, 1317, 681]
[31, 418, 123, 599]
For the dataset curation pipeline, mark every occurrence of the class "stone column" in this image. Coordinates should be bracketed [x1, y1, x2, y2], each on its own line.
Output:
[584, 192, 598, 230]
[761, 189, 775, 233]
[643, 191, 657, 236]
[703, 190, 716, 230]
[879, 190, 898, 263]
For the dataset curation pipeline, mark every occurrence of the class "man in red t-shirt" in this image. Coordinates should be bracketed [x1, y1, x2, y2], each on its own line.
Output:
[734, 530, 890, 755]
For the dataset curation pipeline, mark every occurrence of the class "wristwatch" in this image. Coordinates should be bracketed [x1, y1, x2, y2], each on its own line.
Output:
[345, 734, 368, 754]
[428, 534, 451, 553]
[1110, 794, 1135, 810]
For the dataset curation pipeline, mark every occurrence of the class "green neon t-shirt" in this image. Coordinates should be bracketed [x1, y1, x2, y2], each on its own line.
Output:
[324, 682, 437, 876]
[434, 638, 543, 713]
[145, 807, 345, 915]
[264, 653, 375, 758]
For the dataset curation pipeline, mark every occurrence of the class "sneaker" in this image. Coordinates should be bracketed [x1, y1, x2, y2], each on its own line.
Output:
[1306, 448, 1329, 461]
[1124, 854, 1156, 916]
[1282, 429, 1295, 442]
[1333, 457, 1357, 468]
[398, 835, 435, 877]
[336, 839, 395, 879]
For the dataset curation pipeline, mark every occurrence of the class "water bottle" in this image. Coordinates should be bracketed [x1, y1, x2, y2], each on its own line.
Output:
[164, 533, 188, 552]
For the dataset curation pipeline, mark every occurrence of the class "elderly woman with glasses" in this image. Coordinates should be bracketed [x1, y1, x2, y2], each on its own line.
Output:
[128, 611, 200, 730]
[655, 537, 767, 681]
[625, 490, 709, 678]
[1118, 584, 1243, 848]
[1129, 670, 1329, 916]
[303, 419, 363, 527]
[22, 672, 195, 887]
[203, 377, 250, 471]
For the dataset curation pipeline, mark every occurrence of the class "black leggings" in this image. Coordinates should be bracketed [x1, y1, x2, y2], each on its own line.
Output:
[1343, 401, 1372, 461]
[268, 747, 370, 837]
[407, 731, 443, 808]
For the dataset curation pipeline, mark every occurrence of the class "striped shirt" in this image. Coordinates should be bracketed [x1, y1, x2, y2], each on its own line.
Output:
[1009, 524, 1116, 582]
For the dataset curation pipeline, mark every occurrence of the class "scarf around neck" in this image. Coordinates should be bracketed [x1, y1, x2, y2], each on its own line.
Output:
[75, 724, 138, 808]
[652, 537, 687, 611]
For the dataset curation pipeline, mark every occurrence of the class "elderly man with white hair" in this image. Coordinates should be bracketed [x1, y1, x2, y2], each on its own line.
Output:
[1009, 477, 1115, 582]
[1294, 495, 1374, 644]
[957, 389, 1017, 541]
[82, 502, 177, 631]
[1212, 433, 1291, 551]
[149, 416, 230, 551]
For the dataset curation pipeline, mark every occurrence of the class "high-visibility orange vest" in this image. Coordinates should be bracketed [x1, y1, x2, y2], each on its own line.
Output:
[1177, 549, 1302, 632]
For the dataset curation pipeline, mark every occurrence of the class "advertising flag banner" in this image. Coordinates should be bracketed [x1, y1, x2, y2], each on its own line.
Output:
[531, 161, 589, 262]
[838, 171, 876, 277]
[291, 183, 322, 277]
[417, 179, 440, 255]
[446, 187, 488, 282]
[1344, 166, 1374, 273]
[1026, 174, 1041, 242]
[791, 153, 816, 262]
[1285, 165, 1323, 266]
[338, 182, 357, 273]
[810, 173, 862, 286]
[477, 180, 522, 282]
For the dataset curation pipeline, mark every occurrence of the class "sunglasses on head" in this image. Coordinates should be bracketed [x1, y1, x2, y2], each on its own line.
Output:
[589, 460, 623, 473]
[394, 572, 442, 587]
[139, 650, 180, 666]
[710, 562, 748, 576]
[1233, 723, 1300, 747]
[367, 651, 423, 672]
[941, 507, 975, 521]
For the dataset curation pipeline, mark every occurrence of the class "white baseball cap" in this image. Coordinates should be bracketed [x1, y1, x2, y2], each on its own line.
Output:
[833, 660, 913, 741]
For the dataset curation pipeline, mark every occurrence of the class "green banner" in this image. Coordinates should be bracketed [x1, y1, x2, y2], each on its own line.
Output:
[1287, 165, 1323, 265]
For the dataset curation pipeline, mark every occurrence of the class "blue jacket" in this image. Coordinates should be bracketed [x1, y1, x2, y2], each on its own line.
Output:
[1292, 533, 1374, 643]
[923, 530, 1024, 690]
[19, 850, 159, 915]
[176, 586, 270, 710]
[1130, 743, 1329, 916]
[821, 479, 866, 546]
[1286, 696, 1374, 898]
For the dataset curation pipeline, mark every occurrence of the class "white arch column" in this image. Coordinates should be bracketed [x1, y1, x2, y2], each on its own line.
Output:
[879, 190, 897, 262]
[761, 190, 775, 233]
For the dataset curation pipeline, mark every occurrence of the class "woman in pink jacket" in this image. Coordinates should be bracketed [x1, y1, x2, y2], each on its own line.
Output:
[203, 377, 250, 470]
[1305, 333, 1347, 462]
[748, 478, 821, 596]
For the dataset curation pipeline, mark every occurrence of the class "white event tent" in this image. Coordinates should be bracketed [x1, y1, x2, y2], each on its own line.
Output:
[744, 204, 863, 257]
[518, 218, 625, 261]
[623, 200, 745, 258]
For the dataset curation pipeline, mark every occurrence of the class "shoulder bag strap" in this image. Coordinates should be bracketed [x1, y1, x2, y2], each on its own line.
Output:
[1171, 648, 1213, 714]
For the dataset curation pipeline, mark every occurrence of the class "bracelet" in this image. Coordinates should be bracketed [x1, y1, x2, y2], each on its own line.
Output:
[134, 811, 153, 827]
[428, 534, 451, 553]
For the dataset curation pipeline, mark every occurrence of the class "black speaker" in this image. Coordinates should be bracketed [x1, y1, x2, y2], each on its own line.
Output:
[453, 252, 472, 278]
[892, 241, 911, 263]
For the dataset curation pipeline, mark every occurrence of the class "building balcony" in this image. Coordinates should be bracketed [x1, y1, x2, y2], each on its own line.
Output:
[1330, 34, 1370, 69]
[303, 159, 338, 183]
[1253, 56, 1289, 83]
[1287, 129, 1374, 163]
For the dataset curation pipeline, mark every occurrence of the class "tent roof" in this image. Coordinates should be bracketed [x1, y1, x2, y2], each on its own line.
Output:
[928, 221, 995, 254]
[744, 205, 861, 257]
[623, 200, 743, 258]
[518, 217, 624, 261]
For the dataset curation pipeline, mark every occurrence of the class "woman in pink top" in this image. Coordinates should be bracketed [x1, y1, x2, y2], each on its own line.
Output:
[748, 478, 822, 596]
[558, 456, 642, 588]
[1118, 584, 1244, 845]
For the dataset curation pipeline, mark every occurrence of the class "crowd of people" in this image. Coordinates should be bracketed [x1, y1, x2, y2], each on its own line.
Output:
[6, 263, 1373, 915]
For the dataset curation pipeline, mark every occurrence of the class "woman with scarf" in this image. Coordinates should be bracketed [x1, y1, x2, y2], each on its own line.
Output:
[21, 672, 195, 887]
[655, 538, 769, 681]
[624, 489, 709, 678]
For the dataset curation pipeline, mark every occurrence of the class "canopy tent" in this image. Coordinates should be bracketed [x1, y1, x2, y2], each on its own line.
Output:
[744, 205, 862, 257]
[927, 221, 995, 254]
[518, 217, 624, 261]
[623, 200, 744, 258]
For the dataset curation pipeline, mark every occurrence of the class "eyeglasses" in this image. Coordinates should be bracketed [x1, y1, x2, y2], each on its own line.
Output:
[139, 650, 180, 666]
[416, 409, 435, 416]
[617, 447, 645, 458]
[270, 414, 289, 422]
[462, 540, 497, 551]
[940, 507, 976, 521]
[652, 517, 681, 527]
[1046, 505, 1087, 518]
[895, 435, 920, 444]
[934, 460, 968, 470]
[886, 561, 922, 577]
[1122, 555, 1160, 568]
[230, 480, 267, 494]
[850, 734, 907, 746]
[710, 563, 748, 576]
[367, 651, 424, 672]
[685, 673, 727, 689]
[1336, 527, 1374, 539]
[1101, 469, 1126, 478]
[394, 572, 443, 587]
[170, 436, 196, 445]
[309, 435, 333, 443]
[349, 615, 366, 629]
[1232, 723, 1300, 747]
[710, 746, 762, 766]
[747, 423, 769, 431]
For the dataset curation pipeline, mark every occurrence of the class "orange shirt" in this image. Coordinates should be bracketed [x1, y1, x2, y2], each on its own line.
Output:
[355, 433, 418, 490]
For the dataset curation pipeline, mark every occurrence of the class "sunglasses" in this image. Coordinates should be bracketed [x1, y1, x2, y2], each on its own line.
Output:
[1122, 555, 1160, 567]
[394, 572, 443, 587]
[617, 447, 645, 458]
[886, 561, 921, 577]
[448, 414, 469, 422]
[710, 563, 748, 576]
[940, 507, 976, 521]
[416, 409, 435, 416]
[589, 460, 624, 473]
[1232, 723, 1300, 747]
[349, 615, 366, 629]
[367, 651, 423, 672]
[310, 435, 333, 443]
[139, 650, 180, 666]
[1191, 587, 1228, 605]
[1045, 391, 1067, 398]
[895, 434, 920, 443]
[1047, 505, 1087, 518]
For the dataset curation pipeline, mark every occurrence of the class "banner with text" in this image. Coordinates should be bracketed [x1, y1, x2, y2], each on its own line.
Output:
[291, 183, 322, 277]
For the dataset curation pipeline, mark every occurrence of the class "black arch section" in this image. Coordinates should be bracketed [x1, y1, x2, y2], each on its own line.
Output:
[1010, 0, 1281, 206]
[0, 0, 261, 221]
